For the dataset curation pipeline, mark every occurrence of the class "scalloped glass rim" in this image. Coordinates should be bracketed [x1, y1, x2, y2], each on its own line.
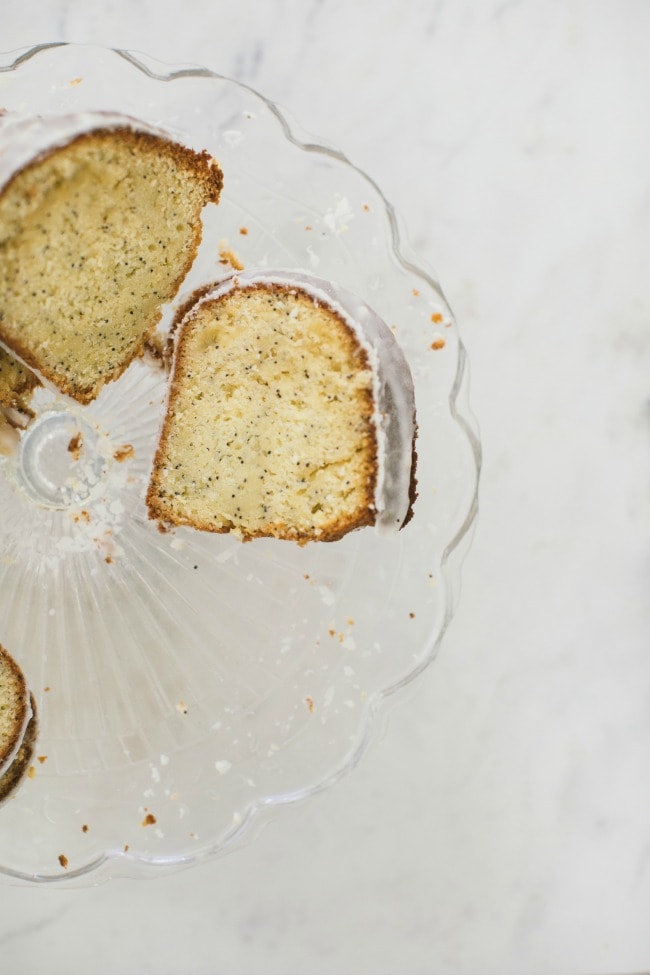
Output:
[0, 43, 481, 885]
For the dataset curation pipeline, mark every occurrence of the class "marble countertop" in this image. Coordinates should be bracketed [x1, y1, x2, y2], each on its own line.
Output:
[1, 1, 649, 972]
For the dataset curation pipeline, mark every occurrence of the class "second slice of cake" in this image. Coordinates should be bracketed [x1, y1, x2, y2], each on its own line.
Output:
[147, 270, 417, 543]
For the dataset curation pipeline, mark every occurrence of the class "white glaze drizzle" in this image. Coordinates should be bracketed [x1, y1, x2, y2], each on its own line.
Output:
[175, 269, 416, 534]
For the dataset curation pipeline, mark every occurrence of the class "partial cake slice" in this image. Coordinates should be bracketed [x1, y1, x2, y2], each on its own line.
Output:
[0, 112, 223, 403]
[147, 270, 417, 543]
[0, 643, 36, 803]
[0, 695, 37, 805]
[0, 347, 39, 456]
[0, 346, 40, 410]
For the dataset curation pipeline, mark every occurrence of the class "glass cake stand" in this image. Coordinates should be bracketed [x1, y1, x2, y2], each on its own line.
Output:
[0, 43, 481, 884]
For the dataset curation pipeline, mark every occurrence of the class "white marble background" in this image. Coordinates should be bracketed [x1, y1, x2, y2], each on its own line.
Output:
[1, 1, 649, 973]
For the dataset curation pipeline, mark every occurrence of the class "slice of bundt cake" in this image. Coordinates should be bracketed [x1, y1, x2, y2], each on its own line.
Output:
[147, 270, 417, 543]
[0, 643, 35, 803]
[0, 112, 223, 403]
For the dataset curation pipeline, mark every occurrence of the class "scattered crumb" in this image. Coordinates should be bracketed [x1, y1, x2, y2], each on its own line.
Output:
[123, 844, 130, 852]
[44, 686, 51, 693]
[431, 337, 446, 350]
[304, 695, 315, 713]
[409, 612, 416, 619]
[104, 555, 113, 565]
[218, 241, 244, 270]
[412, 288, 420, 297]
[431, 312, 444, 323]
[37, 755, 47, 764]
[113, 444, 134, 463]
[326, 621, 357, 652]
[73, 510, 91, 524]
[68, 77, 83, 87]
[67, 433, 83, 459]
[362, 203, 370, 212]
[176, 701, 188, 715]
[305, 225, 313, 231]
[27, 765, 36, 779]
[58, 854, 68, 868]
[82, 824, 89, 833]
[239, 226, 248, 235]
[141, 813, 157, 827]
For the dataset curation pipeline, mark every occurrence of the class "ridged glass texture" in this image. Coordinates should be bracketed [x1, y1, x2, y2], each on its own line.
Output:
[0, 44, 480, 884]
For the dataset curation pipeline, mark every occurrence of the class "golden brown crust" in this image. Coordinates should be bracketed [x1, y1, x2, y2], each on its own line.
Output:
[0, 648, 28, 765]
[0, 125, 223, 404]
[0, 644, 29, 770]
[0, 126, 223, 209]
[0, 694, 37, 804]
[147, 280, 380, 542]
[0, 348, 40, 410]
[10, 327, 150, 406]
[148, 504, 376, 544]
